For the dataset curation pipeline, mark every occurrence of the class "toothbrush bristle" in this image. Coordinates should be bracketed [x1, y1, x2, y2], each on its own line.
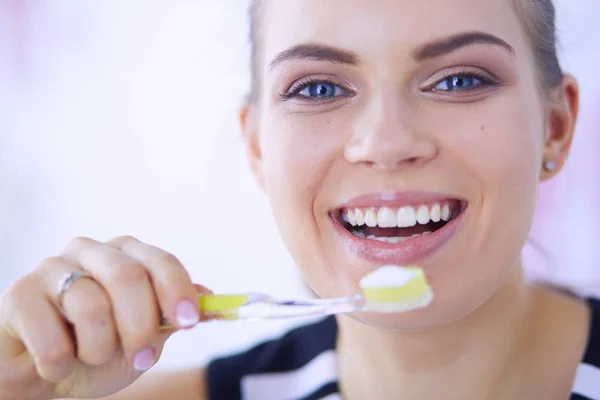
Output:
[360, 266, 432, 311]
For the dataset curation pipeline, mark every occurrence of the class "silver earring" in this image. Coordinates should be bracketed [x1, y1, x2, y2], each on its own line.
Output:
[544, 160, 556, 172]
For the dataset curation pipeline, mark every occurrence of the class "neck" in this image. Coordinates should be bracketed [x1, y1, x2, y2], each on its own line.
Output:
[336, 266, 533, 399]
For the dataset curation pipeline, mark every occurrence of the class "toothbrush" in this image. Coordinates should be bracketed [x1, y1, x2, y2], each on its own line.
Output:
[159, 265, 433, 330]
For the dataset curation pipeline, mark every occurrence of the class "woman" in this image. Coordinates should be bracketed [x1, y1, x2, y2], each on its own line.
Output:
[0, 0, 596, 399]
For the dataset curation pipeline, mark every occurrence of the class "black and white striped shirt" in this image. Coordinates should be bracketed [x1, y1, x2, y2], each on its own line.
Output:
[207, 298, 600, 400]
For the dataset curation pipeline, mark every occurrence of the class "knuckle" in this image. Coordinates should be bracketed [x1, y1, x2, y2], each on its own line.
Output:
[107, 261, 148, 285]
[63, 236, 94, 253]
[71, 236, 94, 247]
[77, 332, 119, 366]
[127, 329, 156, 351]
[36, 343, 74, 368]
[110, 235, 139, 246]
[37, 359, 74, 384]
[37, 256, 63, 272]
[0, 292, 18, 321]
[80, 346, 116, 367]
[152, 250, 181, 267]
[72, 296, 112, 324]
[1, 277, 33, 313]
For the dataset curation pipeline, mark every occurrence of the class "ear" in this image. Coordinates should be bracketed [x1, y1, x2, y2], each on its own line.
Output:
[240, 100, 266, 190]
[540, 74, 580, 181]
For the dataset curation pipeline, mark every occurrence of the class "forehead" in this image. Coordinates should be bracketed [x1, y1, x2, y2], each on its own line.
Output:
[259, 0, 525, 66]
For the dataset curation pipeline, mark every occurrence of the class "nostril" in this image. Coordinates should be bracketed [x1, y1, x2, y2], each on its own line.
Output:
[353, 156, 427, 171]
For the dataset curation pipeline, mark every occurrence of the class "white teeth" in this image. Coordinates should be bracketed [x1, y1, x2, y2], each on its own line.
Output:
[364, 233, 428, 243]
[423, 231, 432, 235]
[386, 237, 403, 244]
[365, 209, 378, 227]
[387, 237, 410, 244]
[344, 202, 456, 229]
[396, 206, 417, 228]
[416, 205, 431, 225]
[355, 209, 365, 226]
[441, 204, 451, 221]
[346, 209, 357, 226]
[367, 235, 387, 243]
[377, 207, 397, 228]
[430, 203, 441, 223]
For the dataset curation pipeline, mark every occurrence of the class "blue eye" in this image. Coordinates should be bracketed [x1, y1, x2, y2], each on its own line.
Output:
[298, 82, 344, 98]
[434, 74, 485, 92]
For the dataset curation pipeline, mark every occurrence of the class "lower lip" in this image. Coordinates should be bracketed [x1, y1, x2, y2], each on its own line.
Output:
[331, 206, 466, 265]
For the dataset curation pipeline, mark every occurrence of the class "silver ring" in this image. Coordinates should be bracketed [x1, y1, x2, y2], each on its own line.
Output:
[57, 270, 94, 313]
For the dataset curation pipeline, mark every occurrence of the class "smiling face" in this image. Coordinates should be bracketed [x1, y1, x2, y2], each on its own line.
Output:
[242, 0, 577, 328]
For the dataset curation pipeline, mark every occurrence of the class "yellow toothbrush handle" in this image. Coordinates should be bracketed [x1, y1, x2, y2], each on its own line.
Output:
[159, 294, 251, 330]
[198, 294, 250, 313]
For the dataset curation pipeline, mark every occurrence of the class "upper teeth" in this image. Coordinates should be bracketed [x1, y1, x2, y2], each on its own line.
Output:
[344, 203, 453, 228]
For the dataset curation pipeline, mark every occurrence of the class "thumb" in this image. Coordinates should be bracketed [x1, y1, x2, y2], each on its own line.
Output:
[193, 284, 214, 296]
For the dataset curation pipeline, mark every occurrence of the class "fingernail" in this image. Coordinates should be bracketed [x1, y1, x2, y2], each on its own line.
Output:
[133, 348, 155, 371]
[176, 299, 200, 328]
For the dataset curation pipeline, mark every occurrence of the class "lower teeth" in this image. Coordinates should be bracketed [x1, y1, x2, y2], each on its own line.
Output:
[365, 232, 432, 243]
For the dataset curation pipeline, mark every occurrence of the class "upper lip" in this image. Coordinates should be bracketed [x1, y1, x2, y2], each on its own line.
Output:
[334, 191, 466, 211]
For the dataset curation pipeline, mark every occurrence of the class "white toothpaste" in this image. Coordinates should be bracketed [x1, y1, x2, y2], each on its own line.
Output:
[359, 265, 415, 289]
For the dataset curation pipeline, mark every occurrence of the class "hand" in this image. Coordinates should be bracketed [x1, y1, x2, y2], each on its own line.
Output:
[0, 236, 210, 400]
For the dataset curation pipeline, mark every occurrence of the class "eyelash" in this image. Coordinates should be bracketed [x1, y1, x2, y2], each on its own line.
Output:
[428, 70, 498, 93]
[279, 70, 499, 102]
[279, 77, 351, 101]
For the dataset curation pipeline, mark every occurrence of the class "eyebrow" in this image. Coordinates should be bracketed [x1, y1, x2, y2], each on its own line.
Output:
[413, 31, 515, 61]
[268, 31, 514, 71]
[268, 43, 359, 70]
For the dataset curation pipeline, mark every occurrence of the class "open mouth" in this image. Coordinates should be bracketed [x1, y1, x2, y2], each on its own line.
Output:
[333, 200, 464, 244]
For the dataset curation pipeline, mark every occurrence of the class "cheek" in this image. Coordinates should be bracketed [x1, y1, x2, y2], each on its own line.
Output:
[260, 115, 340, 200]
[448, 106, 541, 190]
[258, 112, 345, 265]
[434, 91, 544, 254]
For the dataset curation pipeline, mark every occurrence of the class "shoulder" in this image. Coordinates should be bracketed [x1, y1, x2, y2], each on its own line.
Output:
[206, 316, 338, 400]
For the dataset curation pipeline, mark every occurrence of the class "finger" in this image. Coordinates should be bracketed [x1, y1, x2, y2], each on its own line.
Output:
[194, 284, 214, 296]
[61, 237, 161, 370]
[107, 236, 202, 329]
[39, 257, 119, 366]
[3, 274, 75, 383]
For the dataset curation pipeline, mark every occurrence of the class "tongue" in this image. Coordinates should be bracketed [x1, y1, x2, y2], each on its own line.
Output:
[363, 224, 438, 237]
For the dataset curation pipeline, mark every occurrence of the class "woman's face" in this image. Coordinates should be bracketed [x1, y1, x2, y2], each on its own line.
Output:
[243, 0, 567, 328]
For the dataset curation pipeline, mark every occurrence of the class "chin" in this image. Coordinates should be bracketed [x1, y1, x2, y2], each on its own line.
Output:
[340, 299, 459, 332]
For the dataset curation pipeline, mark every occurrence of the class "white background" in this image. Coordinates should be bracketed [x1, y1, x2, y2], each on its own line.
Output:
[1, 0, 599, 370]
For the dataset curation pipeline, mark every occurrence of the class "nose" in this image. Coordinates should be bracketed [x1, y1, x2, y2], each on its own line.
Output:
[344, 91, 437, 170]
